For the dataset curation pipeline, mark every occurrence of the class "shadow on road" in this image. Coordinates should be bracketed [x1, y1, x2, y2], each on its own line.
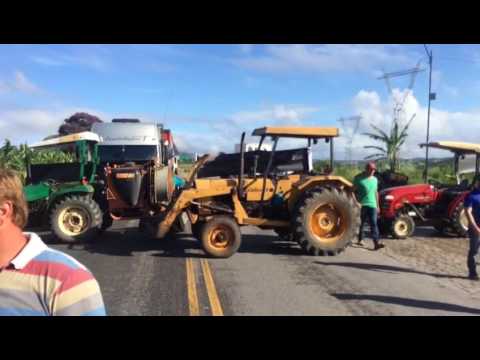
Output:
[331, 293, 480, 315]
[45, 228, 303, 258]
[237, 234, 304, 256]
[314, 261, 467, 280]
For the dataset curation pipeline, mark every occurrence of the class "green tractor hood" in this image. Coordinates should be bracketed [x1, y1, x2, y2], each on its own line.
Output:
[24, 182, 51, 202]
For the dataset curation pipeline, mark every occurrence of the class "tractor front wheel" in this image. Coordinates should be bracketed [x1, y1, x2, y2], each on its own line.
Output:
[391, 214, 415, 239]
[50, 195, 103, 243]
[200, 216, 241, 258]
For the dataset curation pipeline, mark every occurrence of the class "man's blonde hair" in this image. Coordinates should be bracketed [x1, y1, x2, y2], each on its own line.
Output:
[0, 168, 28, 228]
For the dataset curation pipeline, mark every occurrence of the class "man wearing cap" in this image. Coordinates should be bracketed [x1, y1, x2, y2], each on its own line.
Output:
[0, 167, 106, 316]
[353, 162, 385, 251]
[464, 175, 480, 280]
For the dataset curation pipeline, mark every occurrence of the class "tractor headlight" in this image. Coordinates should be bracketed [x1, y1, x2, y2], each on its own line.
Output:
[384, 194, 395, 201]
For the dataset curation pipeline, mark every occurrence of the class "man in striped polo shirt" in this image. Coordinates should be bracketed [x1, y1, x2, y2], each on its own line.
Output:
[0, 168, 106, 316]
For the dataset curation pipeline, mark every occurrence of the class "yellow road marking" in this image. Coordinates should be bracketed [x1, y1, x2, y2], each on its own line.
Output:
[200, 259, 224, 316]
[186, 258, 200, 316]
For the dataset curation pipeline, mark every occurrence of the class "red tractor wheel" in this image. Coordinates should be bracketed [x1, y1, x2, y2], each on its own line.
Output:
[391, 214, 415, 239]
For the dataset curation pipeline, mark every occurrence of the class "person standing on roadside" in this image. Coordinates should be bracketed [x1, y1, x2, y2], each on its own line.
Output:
[464, 175, 480, 281]
[353, 162, 385, 251]
[0, 168, 106, 316]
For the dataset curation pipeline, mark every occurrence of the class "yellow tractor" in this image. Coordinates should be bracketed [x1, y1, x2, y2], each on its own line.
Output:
[144, 126, 360, 258]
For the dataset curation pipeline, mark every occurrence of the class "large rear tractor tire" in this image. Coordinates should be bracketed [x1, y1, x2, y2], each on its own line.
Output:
[200, 216, 241, 258]
[451, 202, 469, 238]
[294, 188, 360, 256]
[391, 214, 415, 239]
[50, 195, 103, 243]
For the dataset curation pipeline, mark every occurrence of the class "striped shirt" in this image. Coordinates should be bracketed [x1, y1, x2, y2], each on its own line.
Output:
[0, 232, 106, 316]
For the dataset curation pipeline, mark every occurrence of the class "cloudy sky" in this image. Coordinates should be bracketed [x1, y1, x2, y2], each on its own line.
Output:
[1, 44, 480, 160]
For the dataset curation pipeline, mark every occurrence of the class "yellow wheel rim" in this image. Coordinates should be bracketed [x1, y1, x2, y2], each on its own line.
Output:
[208, 225, 233, 250]
[58, 207, 91, 237]
[394, 220, 409, 237]
[309, 204, 346, 245]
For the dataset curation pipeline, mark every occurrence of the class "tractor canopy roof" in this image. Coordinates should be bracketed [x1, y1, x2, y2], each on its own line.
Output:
[419, 141, 480, 155]
[29, 131, 102, 150]
[252, 126, 339, 139]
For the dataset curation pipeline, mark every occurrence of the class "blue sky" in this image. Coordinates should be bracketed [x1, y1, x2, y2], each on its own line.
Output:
[2, 44, 480, 159]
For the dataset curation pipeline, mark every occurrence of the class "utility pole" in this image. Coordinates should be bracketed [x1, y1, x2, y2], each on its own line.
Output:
[424, 44, 435, 183]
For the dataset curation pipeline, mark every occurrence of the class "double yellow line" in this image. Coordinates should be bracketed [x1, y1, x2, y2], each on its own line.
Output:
[186, 258, 224, 316]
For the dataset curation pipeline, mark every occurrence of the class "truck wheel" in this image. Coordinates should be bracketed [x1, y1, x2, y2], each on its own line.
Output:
[294, 188, 360, 256]
[50, 195, 103, 243]
[451, 203, 469, 237]
[391, 214, 415, 239]
[200, 216, 241, 258]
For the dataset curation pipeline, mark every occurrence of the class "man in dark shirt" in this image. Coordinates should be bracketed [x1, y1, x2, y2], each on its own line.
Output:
[464, 175, 480, 280]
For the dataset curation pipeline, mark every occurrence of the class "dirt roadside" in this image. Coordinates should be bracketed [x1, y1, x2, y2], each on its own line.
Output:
[376, 227, 480, 296]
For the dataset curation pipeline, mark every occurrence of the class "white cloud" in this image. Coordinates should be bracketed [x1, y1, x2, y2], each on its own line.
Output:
[231, 104, 319, 126]
[0, 71, 40, 95]
[31, 51, 111, 72]
[343, 88, 480, 161]
[233, 44, 420, 74]
[172, 104, 320, 155]
[31, 56, 65, 67]
[13, 71, 39, 93]
[64, 54, 110, 71]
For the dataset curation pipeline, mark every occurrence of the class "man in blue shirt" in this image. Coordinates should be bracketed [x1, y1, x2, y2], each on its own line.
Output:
[464, 175, 480, 280]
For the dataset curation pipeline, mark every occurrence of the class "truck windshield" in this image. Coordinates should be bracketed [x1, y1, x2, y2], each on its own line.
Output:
[98, 145, 158, 163]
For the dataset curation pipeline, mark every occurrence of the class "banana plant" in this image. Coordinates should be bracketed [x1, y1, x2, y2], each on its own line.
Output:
[363, 114, 415, 172]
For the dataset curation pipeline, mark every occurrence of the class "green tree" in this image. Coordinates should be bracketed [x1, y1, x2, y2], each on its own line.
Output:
[363, 114, 415, 172]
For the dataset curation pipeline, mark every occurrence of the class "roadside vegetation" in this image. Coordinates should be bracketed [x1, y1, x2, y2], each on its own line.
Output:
[314, 159, 456, 185]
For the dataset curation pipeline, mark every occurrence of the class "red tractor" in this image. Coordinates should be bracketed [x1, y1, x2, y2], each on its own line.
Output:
[378, 142, 480, 239]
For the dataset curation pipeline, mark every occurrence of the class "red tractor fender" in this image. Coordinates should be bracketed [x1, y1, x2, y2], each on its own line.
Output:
[447, 191, 469, 218]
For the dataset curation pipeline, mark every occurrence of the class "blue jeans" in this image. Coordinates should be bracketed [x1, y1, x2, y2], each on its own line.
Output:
[468, 227, 479, 276]
[359, 206, 379, 243]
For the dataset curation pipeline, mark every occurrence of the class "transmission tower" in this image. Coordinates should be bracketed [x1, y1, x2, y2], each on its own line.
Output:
[378, 61, 425, 129]
[338, 115, 362, 166]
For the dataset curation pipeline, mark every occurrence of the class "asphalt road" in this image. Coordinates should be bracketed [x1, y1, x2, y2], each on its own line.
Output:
[40, 221, 480, 316]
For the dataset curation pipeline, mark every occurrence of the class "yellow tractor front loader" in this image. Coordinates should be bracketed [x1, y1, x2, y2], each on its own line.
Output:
[148, 126, 360, 258]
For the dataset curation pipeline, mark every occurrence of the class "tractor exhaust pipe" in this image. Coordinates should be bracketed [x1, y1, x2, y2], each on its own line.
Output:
[238, 132, 246, 199]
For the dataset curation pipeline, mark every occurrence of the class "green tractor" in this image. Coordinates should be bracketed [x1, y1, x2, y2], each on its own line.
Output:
[24, 132, 104, 243]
